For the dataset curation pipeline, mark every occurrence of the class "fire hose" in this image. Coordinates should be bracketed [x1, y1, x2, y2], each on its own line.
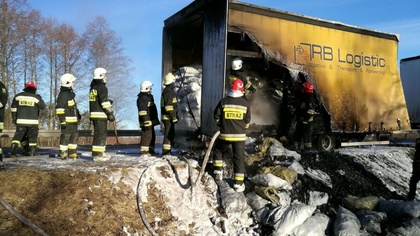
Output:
[136, 167, 158, 236]
[193, 131, 220, 187]
[0, 197, 49, 236]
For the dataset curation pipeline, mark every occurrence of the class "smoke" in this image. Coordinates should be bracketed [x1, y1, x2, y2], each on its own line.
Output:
[247, 90, 279, 125]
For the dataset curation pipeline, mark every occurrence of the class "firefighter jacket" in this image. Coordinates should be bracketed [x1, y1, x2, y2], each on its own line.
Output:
[413, 139, 420, 171]
[56, 86, 80, 125]
[89, 80, 113, 120]
[295, 93, 315, 124]
[214, 92, 251, 142]
[11, 88, 46, 126]
[161, 83, 178, 122]
[0, 81, 8, 130]
[137, 92, 160, 127]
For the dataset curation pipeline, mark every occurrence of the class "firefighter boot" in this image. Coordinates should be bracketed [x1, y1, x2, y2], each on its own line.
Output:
[149, 146, 158, 156]
[234, 183, 245, 192]
[22, 144, 30, 156]
[68, 152, 79, 159]
[59, 150, 68, 160]
[10, 143, 19, 157]
[294, 142, 300, 150]
[28, 146, 37, 156]
[93, 153, 110, 162]
[213, 170, 223, 181]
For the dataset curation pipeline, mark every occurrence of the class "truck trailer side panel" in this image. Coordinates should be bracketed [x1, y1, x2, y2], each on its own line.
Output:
[201, 0, 229, 135]
[228, 3, 409, 132]
[400, 56, 420, 123]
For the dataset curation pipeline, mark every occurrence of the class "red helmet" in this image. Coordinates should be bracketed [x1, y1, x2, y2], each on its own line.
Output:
[25, 81, 37, 90]
[302, 81, 314, 94]
[231, 79, 244, 92]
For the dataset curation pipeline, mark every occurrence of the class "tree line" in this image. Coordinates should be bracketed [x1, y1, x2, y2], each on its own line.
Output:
[0, 0, 135, 131]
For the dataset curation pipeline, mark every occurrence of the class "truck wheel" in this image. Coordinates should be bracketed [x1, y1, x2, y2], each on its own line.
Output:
[316, 134, 336, 152]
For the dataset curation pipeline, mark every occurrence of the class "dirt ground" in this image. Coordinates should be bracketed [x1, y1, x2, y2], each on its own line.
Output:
[0, 145, 406, 235]
[0, 167, 147, 236]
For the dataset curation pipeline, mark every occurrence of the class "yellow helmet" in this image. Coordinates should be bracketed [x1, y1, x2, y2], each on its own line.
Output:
[164, 73, 175, 85]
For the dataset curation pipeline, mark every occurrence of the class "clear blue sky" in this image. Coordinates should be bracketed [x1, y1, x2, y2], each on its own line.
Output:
[29, 0, 420, 128]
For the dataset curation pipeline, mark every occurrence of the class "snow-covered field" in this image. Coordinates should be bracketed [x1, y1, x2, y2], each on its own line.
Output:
[1, 143, 420, 235]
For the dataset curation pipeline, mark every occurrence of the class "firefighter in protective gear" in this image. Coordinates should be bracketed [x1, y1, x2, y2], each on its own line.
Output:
[137, 80, 160, 156]
[10, 81, 46, 157]
[89, 68, 115, 161]
[161, 73, 178, 155]
[408, 138, 420, 200]
[229, 58, 256, 95]
[56, 73, 81, 160]
[293, 81, 316, 151]
[213, 79, 251, 192]
[0, 80, 7, 162]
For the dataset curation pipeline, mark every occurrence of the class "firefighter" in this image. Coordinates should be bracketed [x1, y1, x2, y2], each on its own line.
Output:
[213, 79, 251, 192]
[0, 80, 7, 163]
[408, 138, 420, 201]
[293, 81, 316, 151]
[89, 68, 115, 161]
[56, 73, 81, 160]
[161, 73, 178, 156]
[10, 81, 46, 157]
[229, 57, 256, 96]
[137, 80, 160, 156]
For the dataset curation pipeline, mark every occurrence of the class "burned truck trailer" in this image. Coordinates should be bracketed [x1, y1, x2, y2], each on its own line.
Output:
[162, 0, 410, 151]
[400, 55, 420, 127]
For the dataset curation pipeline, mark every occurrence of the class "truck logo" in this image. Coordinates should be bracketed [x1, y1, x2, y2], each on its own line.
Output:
[294, 43, 385, 68]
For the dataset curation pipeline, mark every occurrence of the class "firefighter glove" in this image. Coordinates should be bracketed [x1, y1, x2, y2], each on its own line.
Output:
[172, 118, 178, 124]
[12, 113, 16, 124]
[77, 110, 81, 121]
[60, 122, 66, 129]
[108, 113, 115, 122]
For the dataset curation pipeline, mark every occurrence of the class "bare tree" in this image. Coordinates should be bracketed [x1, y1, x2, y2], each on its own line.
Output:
[42, 19, 87, 129]
[82, 16, 135, 128]
[1, 3, 135, 130]
[0, 0, 32, 129]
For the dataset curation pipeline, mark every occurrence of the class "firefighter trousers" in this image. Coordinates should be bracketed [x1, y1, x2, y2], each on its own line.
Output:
[408, 163, 420, 200]
[162, 120, 175, 154]
[213, 139, 246, 185]
[12, 126, 39, 147]
[140, 126, 156, 154]
[294, 121, 313, 149]
[92, 120, 107, 156]
[59, 123, 79, 155]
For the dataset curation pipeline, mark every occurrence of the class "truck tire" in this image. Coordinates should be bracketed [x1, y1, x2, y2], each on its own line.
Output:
[315, 134, 336, 152]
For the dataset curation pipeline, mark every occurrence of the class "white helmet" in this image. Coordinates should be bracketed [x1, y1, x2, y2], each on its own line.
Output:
[231, 58, 243, 71]
[140, 80, 153, 92]
[60, 73, 76, 87]
[164, 73, 175, 85]
[94, 68, 107, 79]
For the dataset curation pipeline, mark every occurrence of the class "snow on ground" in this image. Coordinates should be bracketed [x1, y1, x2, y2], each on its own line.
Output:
[337, 146, 414, 196]
[2, 143, 420, 235]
